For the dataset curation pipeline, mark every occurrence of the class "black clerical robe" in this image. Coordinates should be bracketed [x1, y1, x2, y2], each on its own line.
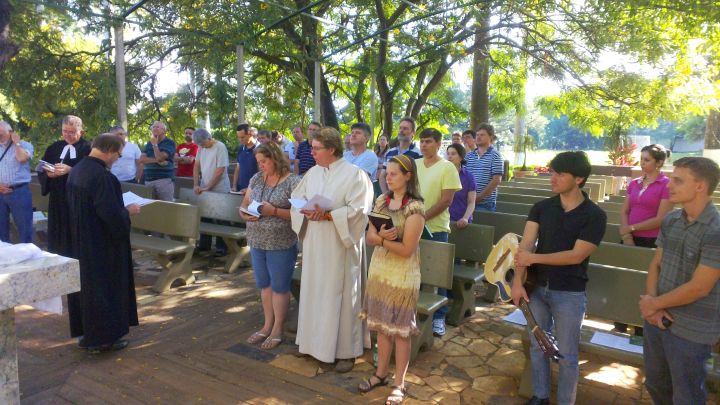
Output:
[38, 138, 91, 257]
[66, 156, 138, 346]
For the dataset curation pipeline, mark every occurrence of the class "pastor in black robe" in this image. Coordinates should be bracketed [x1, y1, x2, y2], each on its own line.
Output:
[38, 138, 91, 257]
[66, 156, 139, 346]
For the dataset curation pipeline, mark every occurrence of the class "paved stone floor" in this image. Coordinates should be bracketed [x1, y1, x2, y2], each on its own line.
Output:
[16, 249, 719, 404]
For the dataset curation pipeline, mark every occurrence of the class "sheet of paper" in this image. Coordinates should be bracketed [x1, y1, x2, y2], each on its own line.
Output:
[590, 331, 643, 354]
[289, 195, 334, 211]
[122, 191, 155, 207]
[503, 309, 528, 326]
[32, 211, 47, 221]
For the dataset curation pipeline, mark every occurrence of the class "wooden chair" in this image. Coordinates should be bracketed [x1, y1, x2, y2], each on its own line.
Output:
[130, 201, 199, 292]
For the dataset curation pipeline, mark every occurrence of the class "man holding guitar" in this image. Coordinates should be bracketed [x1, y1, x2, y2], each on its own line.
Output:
[511, 151, 606, 405]
[638, 157, 720, 405]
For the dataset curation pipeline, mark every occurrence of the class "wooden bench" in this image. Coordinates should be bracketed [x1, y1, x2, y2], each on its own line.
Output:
[495, 201, 533, 216]
[497, 193, 545, 205]
[446, 223, 494, 326]
[173, 176, 194, 199]
[511, 178, 605, 201]
[177, 189, 249, 273]
[413, 239, 455, 359]
[120, 181, 154, 199]
[130, 200, 200, 293]
[291, 240, 454, 362]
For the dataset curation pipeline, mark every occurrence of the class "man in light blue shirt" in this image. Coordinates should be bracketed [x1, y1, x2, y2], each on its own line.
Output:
[0, 121, 34, 243]
[343, 122, 378, 180]
[108, 125, 142, 183]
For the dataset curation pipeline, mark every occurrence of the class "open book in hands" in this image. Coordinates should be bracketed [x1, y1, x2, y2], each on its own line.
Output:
[239, 200, 263, 217]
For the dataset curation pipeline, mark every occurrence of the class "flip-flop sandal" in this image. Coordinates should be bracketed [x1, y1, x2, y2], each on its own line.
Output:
[358, 373, 390, 393]
[246, 331, 268, 345]
[385, 385, 407, 405]
[260, 336, 283, 350]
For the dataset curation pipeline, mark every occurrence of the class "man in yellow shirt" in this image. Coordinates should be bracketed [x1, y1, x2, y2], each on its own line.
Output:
[415, 127, 461, 335]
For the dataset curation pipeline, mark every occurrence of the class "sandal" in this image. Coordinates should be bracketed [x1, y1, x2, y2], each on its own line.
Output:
[260, 336, 283, 350]
[246, 331, 268, 345]
[358, 373, 390, 393]
[385, 385, 407, 405]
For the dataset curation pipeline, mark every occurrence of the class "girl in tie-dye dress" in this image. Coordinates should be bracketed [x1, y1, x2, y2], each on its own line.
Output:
[358, 154, 425, 405]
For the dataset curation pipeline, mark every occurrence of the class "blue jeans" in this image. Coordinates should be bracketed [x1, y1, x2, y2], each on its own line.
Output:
[0, 184, 33, 243]
[527, 287, 586, 405]
[423, 231, 451, 321]
[251, 244, 299, 293]
[474, 200, 496, 212]
[643, 322, 711, 405]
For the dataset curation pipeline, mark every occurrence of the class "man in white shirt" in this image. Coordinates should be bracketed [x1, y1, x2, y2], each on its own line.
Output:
[108, 125, 142, 183]
[343, 122, 378, 180]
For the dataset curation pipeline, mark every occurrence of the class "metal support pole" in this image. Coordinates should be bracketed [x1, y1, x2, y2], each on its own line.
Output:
[113, 24, 128, 130]
[314, 60, 321, 123]
[236, 45, 245, 124]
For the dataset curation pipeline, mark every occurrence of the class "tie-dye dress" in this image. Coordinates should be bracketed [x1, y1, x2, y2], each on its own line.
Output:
[360, 196, 424, 337]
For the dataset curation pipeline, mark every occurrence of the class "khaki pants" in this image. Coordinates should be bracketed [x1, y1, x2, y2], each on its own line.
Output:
[145, 178, 174, 201]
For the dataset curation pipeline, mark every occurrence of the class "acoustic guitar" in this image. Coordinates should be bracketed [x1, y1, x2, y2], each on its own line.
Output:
[484, 233, 563, 362]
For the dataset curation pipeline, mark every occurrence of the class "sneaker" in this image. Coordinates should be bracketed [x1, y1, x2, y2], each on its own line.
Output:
[432, 319, 446, 336]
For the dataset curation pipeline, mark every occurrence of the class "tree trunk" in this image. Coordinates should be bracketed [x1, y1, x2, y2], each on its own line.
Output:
[470, 12, 490, 129]
[703, 109, 720, 161]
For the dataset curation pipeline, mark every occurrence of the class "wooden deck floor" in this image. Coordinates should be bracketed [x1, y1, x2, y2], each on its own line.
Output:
[15, 252, 718, 404]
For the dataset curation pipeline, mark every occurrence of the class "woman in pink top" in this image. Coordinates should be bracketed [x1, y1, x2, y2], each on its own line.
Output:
[619, 144, 674, 247]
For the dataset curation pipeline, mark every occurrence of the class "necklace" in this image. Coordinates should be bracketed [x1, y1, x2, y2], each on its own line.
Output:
[259, 173, 281, 202]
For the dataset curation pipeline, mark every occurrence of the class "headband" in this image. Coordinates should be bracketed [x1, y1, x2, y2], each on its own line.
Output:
[391, 155, 411, 172]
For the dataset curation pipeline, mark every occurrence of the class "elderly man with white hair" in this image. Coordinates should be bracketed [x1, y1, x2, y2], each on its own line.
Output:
[0, 121, 34, 243]
[138, 121, 176, 201]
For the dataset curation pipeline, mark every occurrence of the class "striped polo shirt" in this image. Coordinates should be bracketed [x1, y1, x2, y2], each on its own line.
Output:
[296, 140, 316, 175]
[465, 145, 504, 205]
[656, 202, 720, 344]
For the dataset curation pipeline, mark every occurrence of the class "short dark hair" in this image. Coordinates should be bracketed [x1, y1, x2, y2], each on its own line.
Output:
[350, 122, 371, 138]
[462, 129, 475, 138]
[92, 133, 124, 153]
[640, 143, 670, 164]
[418, 128, 442, 143]
[476, 123, 495, 139]
[549, 151, 592, 188]
[257, 129, 272, 139]
[400, 117, 416, 131]
[236, 123, 250, 133]
[308, 121, 322, 128]
[674, 157, 720, 195]
[184, 126, 196, 131]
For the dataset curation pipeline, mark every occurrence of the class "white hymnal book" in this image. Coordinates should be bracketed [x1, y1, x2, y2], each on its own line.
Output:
[288, 194, 333, 211]
[122, 191, 155, 207]
[239, 200, 263, 217]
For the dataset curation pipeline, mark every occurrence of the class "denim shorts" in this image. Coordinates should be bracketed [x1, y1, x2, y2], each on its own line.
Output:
[250, 244, 298, 293]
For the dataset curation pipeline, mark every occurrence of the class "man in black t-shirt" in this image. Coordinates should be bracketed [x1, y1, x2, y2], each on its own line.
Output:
[511, 151, 607, 405]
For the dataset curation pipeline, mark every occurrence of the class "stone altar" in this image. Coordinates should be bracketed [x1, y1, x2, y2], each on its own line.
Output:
[0, 254, 80, 404]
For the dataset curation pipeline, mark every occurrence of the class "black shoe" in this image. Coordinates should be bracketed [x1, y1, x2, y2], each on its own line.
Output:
[87, 339, 129, 354]
[525, 397, 549, 405]
[77, 336, 87, 349]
